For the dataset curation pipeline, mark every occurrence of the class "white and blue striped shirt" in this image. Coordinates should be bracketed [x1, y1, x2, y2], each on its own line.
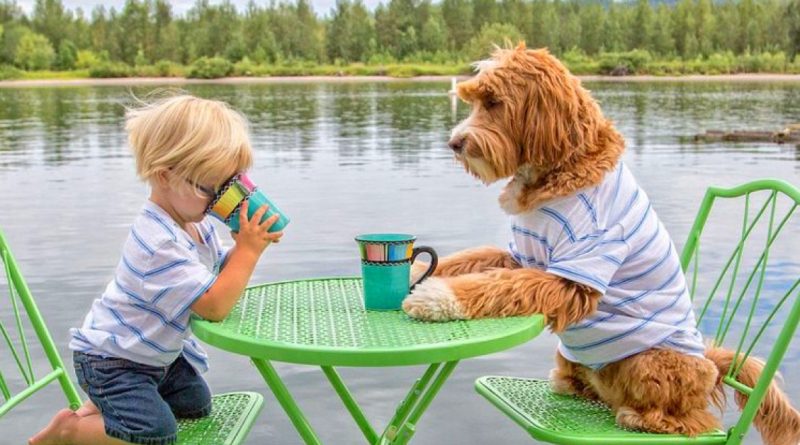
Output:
[69, 200, 229, 373]
[509, 162, 705, 369]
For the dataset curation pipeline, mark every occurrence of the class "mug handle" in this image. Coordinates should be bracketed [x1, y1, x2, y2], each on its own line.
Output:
[409, 246, 438, 290]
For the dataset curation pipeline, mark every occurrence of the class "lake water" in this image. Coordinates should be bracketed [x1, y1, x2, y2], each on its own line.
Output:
[1, 79, 799, 444]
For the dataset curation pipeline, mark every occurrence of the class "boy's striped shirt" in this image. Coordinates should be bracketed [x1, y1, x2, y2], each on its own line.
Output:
[69, 201, 228, 373]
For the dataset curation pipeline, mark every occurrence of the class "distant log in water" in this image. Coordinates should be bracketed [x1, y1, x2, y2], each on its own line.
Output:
[693, 124, 800, 144]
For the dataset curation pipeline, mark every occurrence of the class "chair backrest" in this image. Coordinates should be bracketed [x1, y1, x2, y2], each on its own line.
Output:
[0, 229, 80, 418]
[679, 179, 800, 440]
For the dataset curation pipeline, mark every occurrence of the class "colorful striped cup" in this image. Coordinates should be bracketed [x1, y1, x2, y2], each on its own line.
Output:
[206, 172, 289, 233]
[355, 234, 438, 310]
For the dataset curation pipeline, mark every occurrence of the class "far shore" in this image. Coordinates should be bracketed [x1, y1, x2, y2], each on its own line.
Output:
[2, 73, 800, 88]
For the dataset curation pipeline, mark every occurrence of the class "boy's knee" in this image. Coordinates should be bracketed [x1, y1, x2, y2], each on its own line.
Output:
[163, 358, 212, 418]
[173, 386, 211, 419]
[105, 414, 177, 445]
[122, 413, 177, 443]
[148, 415, 178, 439]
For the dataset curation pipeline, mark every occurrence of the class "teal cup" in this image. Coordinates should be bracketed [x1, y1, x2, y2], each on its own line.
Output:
[206, 172, 290, 234]
[355, 234, 438, 311]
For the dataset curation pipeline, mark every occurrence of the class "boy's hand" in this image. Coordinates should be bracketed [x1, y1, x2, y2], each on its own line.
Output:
[231, 199, 284, 257]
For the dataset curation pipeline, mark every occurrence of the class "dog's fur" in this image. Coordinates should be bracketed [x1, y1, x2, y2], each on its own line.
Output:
[402, 43, 800, 443]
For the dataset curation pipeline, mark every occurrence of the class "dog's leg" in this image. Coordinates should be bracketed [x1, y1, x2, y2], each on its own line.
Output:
[550, 350, 600, 401]
[410, 245, 520, 282]
[590, 349, 720, 436]
[403, 268, 600, 331]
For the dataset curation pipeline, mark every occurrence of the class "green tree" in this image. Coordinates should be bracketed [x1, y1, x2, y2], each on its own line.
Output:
[712, 0, 737, 51]
[398, 25, 418, 58]
[761, 0, 788, 53]
[499, 0, 530, 43]
[114, 0, 150, 65]
[672, 0, 698, 57]
[55, 38, 77, 69]
[529, 0, 559, 50]
[375, 0, 426, 58]
[327, 0, 376, 62]
[466, 22, 522, 60]
[695, 0, 716, 57]
[242, 2, 281, 63]
[15, 31, 55, 70]
[185, 0, 240, 60]
[602, 3, 626, 52]
[790, 0, 800, 60]
[293, 0, 324, 61]
[472, 0, 498, 34]
[223, 32, 246, 62]
[441, 0, 472, 51]
[651, 5, 675, 56]
[328, 0, 355, 61]
[152, 0, 180, 62]
[0, 1, 25, 23]
[1, 24, 30, 65]
[578, 3, 605, 55]
[347, 1, 375, 61]
[735, 0, 763, 53]
[420, 13, 447, 53]
[0, 0, 795, 74]
[32, 0, 71, 49]
[67, 8, 91, 49]
[629, 0, 653, 52]
[89, 6, 111, 56]
[557, 1, 581, 54]
[264, 0, 324, 61]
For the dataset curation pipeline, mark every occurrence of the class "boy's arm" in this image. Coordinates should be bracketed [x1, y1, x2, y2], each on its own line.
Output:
[191, 245, 259, 321]
[191, 202, 282, 321]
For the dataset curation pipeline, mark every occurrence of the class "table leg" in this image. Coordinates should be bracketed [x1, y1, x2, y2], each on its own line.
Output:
[251, 358, 323, 445]
[379, 363, 440, 442]
[382, 361, 459, 445]
[252, 358, 459, 445]
[321, 366, 379, 443]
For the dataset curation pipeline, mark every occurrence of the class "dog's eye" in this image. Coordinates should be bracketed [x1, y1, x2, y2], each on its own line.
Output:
[485, 97, 501, 109]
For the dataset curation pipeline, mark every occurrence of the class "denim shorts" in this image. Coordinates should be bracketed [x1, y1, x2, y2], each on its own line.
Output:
[73, 351, 212, 445]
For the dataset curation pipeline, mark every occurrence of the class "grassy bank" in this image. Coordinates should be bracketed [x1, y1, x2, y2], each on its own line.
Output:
[3, 51, 800, 81]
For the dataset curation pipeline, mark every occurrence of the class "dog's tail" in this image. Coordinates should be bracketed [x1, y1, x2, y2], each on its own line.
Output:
[705, 346, 800, 445]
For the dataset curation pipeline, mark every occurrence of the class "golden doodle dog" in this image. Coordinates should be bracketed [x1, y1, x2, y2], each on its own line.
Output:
[402, 43, 800, 444]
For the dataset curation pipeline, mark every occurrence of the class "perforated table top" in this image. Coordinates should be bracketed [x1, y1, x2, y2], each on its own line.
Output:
[191, 277, 545, 366]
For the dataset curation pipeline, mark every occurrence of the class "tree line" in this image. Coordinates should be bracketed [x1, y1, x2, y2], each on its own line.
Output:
[1, 0, 800, 75]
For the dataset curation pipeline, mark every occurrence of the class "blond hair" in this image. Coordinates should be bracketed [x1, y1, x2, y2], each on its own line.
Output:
[125, 94, 253, 194]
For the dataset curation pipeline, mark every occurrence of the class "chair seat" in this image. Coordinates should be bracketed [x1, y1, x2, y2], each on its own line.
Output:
[475, 377, 728, 445]
[177, 391, 263, 445]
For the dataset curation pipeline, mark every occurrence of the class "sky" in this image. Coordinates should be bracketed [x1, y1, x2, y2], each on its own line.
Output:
[16, 0, 384, 18]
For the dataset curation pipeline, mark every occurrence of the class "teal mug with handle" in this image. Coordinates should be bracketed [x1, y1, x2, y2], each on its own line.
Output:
[355, 234, 438, 310]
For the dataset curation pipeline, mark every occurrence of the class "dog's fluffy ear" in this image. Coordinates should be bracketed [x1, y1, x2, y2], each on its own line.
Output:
[516, 49, 600, 168]
[456, 76, 494, 104]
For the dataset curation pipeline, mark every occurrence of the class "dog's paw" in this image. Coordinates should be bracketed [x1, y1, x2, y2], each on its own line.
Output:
[402, 277, 466, 322]
[549, 368, 577, 396]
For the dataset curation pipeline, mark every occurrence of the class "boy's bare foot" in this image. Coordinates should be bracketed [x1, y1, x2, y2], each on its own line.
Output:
[28, 408, 76, 445]
[75, 399, 99, 417]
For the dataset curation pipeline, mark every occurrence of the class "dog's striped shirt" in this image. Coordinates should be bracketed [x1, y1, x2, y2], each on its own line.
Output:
[68, 201, 228, 373]
[509, 162, 705, 369]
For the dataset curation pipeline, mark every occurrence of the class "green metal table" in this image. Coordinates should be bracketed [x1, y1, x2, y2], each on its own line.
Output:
[191, 277, 544, 445]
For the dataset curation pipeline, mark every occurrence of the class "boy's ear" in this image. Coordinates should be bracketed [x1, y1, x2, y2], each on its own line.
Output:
[152, 169, 170, 187]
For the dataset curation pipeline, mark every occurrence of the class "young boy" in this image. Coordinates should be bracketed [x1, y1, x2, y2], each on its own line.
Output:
[30, 94, 283, 445]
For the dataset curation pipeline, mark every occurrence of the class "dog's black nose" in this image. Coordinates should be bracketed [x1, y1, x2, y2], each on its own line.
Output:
[448, 137, 465, 153]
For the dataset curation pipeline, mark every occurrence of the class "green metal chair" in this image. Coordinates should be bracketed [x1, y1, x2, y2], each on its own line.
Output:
[0, 229, 264, 444]
[475, 179, 800, 445]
